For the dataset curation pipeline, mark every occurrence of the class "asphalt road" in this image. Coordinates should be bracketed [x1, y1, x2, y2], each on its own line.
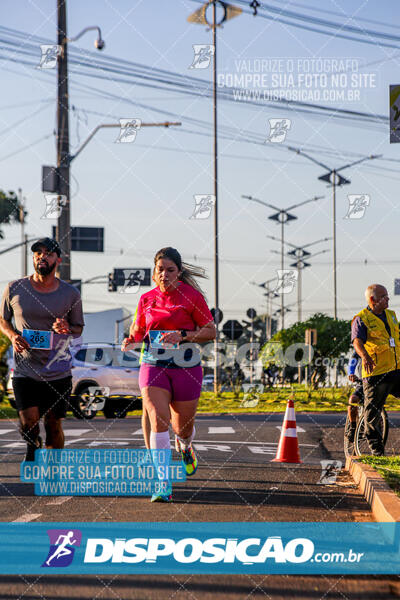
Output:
[0, 412, 377, 522]
[0, 412, 399, 599]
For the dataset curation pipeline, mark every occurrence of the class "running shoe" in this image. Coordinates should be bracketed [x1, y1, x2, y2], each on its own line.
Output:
[151, 488, 172, 503]
[24, 436, 43, 462]
[181, 444, 198, 476]
[175, 434, 181, 453]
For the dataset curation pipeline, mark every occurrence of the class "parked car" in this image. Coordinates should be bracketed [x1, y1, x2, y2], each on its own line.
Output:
[7, 342, 142, 420]
[202, 374, 214, 389]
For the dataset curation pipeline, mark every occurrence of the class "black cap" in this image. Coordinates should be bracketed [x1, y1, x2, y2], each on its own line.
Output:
[31, 237, 61, 257]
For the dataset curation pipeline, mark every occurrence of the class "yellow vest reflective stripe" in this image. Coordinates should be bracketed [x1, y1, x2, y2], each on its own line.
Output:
[353, 308, 400, 377]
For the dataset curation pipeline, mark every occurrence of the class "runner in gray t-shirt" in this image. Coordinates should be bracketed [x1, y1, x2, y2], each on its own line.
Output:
[0, 237, 84, 461]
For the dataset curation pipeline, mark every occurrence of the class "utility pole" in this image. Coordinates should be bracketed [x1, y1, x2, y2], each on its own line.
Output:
[54, 5, 178, 283]
[57, 0, 71, 281]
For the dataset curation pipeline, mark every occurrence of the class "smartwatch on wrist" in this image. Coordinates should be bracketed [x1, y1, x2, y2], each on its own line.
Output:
[180, 330, 188, 340]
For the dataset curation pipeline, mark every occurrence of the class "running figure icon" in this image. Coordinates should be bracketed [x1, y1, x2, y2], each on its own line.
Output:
[45, 531, 77, 566]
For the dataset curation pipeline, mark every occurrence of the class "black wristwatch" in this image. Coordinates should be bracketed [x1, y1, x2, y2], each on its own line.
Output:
[180, 330, 188, 340]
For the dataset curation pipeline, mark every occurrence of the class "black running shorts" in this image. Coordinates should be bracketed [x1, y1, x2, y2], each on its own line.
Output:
[12, 376, 72, 418]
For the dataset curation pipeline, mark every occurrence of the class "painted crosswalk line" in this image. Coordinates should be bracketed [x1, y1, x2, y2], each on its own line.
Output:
[208, 427, 235, 434]
[63, 429, 91, 437]
[12, 514, 41, 523]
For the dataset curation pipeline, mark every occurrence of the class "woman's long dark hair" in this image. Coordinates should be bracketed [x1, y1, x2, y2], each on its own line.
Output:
[154, 247, 208, 299]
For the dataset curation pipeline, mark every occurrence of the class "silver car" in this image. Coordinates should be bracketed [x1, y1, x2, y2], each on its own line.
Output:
[70, 343, 141, 419]
[6, 342, 142, 420]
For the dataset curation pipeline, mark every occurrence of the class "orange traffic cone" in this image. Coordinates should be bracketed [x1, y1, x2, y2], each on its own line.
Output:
[272, 396, 302, 463]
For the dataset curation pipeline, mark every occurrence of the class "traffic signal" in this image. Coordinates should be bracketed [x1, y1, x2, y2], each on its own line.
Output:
[108, 273, 117, 292]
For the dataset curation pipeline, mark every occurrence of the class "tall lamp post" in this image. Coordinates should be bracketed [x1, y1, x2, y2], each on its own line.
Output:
[188, 1, 242, 393]
[251, 277, 279, 339]
[288, 147, 381, 319]
[268, 235, 331, 322]
[242, 195, 324, 329]
[289, 249, 330, 322]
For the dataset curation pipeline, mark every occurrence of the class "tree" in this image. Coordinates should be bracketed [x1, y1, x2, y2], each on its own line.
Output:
[260, 313, 351, 387]
[0, 190, 26, 238]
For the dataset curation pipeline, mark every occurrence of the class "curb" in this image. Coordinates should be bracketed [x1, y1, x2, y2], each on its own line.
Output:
[346, 457, 400, 522]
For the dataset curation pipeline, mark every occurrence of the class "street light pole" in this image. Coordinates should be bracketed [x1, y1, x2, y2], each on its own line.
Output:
[251, 278, 279, 340]
[57, 0, 70, 281]
[280, 217, 284, 326]
[297, 263, 302, 322]
[289, 249, 330, 320]
[212, 2, 220, 394]
[332, 170, 337, 320]
[288, 147, 381, 319]
[18, 188, 27, 277]
[269, 236, 331, 322]
[242, 194, 324, 330]
[187, 1, 242, 394]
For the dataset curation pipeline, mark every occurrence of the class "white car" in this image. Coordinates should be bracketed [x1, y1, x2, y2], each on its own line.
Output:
[202, 374, 214, 389]
[7, 343, 142, 420]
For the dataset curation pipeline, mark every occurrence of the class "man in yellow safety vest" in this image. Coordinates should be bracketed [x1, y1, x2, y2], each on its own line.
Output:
[351, 284, 400, 455]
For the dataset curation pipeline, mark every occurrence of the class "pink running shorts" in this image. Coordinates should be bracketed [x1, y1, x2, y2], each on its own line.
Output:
[139, 364, 203, 402]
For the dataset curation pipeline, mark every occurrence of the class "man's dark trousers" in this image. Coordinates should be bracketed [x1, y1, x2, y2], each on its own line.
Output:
[363, 369, 400, 454]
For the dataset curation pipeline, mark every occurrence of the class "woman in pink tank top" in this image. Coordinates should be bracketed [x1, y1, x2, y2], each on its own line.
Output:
[122, 247, 216, 502]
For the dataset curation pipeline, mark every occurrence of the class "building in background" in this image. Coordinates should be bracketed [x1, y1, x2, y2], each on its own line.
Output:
[82, 307, 132, 344]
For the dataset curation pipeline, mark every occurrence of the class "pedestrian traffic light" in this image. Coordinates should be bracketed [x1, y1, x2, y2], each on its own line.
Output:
[108, 273, 117, 292]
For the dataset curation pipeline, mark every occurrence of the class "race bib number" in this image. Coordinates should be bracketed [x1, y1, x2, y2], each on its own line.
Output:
[148, 330, 178, 349]
[22, 329, 53, 350]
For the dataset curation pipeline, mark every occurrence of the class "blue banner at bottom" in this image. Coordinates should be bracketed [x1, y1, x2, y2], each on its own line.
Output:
[1, 522, 399, 574]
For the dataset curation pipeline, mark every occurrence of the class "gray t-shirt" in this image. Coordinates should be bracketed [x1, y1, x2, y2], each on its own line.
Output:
[0, 277, 85, 381]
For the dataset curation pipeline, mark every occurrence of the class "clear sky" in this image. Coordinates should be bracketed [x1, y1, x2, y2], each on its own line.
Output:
[0, 0, 399, 327]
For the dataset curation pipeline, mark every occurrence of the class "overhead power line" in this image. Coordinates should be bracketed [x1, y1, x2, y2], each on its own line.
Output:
[0, 25, 388, 128]
[189, 0, 400, 49]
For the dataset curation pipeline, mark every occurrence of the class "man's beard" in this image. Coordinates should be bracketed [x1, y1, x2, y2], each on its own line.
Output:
[34, 261, 56, 276]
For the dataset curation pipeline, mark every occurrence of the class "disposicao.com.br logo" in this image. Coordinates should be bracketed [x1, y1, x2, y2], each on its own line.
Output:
[82, 536, 363, 566]
[1, 522, 392, 575]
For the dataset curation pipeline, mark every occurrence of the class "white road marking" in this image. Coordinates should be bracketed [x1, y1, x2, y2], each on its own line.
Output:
[12, 514, 41, 523]
[0, 429, 15, 435]
[276, 425, 305, 433]
[194, 444, 232, 452]
[132, 429, 143, 435]
[88, 441, 129, 446]
[61, 438, 318, 448]
[63, 429, 91, 437]
[46, 496, 72, 505]
[194, 439, 317, 448]
[208, 427, 235, 434]
[248, 446, 276, 455]
[2, 442, 25, 448]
